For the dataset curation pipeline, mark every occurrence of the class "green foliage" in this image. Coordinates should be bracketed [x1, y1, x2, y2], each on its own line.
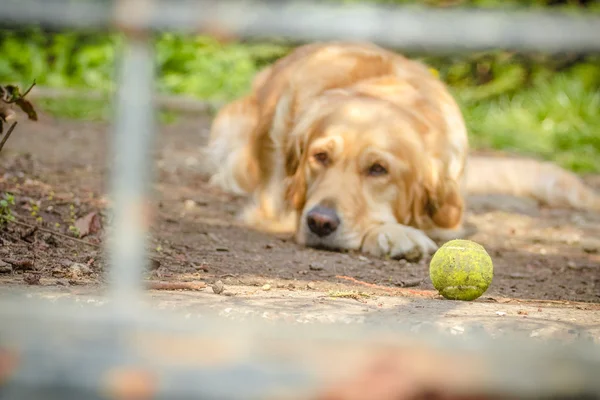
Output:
[0, 0, 599, 172]
[460, 71, 600, 173]
[0, 193, 16, 227]
[0, 29, 289, 102]
[35, 97, 194, 125]
[154, 34, 289, 100]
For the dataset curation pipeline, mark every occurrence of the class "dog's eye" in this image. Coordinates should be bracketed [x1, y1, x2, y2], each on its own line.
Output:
[313, 152, 329, 166]
[368, 163, 388, 176]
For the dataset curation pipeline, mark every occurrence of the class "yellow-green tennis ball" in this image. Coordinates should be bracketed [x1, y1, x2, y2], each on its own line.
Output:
[429, 239, 493, 301]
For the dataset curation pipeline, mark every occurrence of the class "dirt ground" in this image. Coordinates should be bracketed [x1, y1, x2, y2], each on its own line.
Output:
[1, 112, 599, 306]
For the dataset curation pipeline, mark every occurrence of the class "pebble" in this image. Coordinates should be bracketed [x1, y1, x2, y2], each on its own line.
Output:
[309, 262, 324, 271]
[307, 282, 316, 290]
[184, 199, 197, 210]
[262, 284, 271, 291]
[69, 263, 91, 279]
[581, 239, 600, 254]
[212, 280, 225, 295]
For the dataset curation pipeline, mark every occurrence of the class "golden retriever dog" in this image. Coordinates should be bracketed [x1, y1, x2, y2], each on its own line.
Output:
[205, 41, 600, 260]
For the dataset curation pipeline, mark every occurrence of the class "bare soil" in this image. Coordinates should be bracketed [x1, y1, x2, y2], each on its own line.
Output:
[1, 113, 599, 305]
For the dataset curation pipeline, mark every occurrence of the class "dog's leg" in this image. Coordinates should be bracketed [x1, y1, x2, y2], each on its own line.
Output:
[361, 223, 438, 261]
[205, 96, 261, 195]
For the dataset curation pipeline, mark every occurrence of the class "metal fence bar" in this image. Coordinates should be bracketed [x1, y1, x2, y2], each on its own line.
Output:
[2, 0, 600, 53]
[105, 32, 156, 308]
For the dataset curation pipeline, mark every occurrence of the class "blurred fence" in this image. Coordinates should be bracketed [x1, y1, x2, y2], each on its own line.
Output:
[1, 1, 600, 399]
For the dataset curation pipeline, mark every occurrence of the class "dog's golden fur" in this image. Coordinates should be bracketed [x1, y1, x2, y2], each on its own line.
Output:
[206, 41, 600, 260]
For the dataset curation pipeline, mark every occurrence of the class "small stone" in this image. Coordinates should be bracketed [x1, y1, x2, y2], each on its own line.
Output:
[68, 263, 91, 279]
[358, 256, 369, 262]
[567, 261, 577, 269]
[215, 247, 229, 252]
[262, 284, 271, 291]
[265, 244, 273, 249]
[495, 311, 506, 317]
[212, 280, 225, 294]
[55, 279, 70, 286]
[60, 259, 73, 267]
[184, 199, 197, 210]
[307, 282, 316, 290]
[581, 239, 600, 254]
[309, 262, 324, 271]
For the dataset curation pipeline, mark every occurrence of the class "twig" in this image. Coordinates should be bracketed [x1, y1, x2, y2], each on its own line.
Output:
[0, 121, 18, 153]
[335, 275, 436, 297]
[145, 280, 206, 291]
[11, 219, 101, 248]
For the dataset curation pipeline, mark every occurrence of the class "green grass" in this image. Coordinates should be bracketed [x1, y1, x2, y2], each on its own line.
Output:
[458, 70, 600, 173]
[36, 97, 111, 121]
[36, 97, 181, 125]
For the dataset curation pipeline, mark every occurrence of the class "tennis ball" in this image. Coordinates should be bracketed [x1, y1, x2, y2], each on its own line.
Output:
[429, 239, 493, 301]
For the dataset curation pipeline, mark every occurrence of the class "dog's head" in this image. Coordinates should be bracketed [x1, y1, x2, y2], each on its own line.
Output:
[284, 92, 463, 251]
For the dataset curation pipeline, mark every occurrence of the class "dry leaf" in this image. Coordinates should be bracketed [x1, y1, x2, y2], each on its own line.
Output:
[74, 211, 102, 238]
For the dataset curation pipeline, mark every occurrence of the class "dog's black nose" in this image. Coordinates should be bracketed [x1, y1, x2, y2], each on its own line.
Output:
[306, 206, 340, 237]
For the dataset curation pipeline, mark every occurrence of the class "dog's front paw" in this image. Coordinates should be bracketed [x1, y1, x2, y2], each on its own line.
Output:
[361, 224, 438, 261]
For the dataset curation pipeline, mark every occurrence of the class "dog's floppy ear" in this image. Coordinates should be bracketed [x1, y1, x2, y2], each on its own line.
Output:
[283, 130, 308, 211]
[400, 160, 464, 230]
[283, 129, 304, 177]
[282, 97, 335, 210]
[424, 177, 464, 229]
[282, 113, 314, 211]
